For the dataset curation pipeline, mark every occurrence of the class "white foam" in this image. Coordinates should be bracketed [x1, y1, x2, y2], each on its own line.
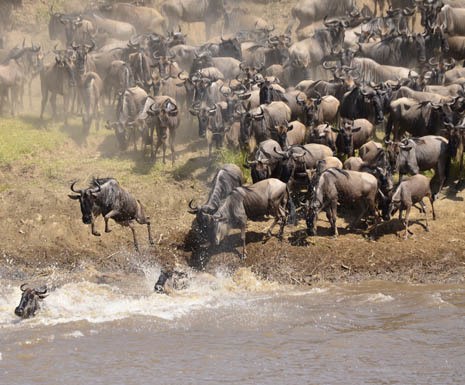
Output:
[365, 293, 395, 303]
[0, 352, 2, 361]
[0, 268, 289, 328]
[64, 331, 84, 339]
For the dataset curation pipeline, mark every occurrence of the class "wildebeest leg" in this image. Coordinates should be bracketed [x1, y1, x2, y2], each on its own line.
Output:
[419, 200, 429, 232]
[170, 128, 175, 165]
[429, 194, 436, 220]
[103, 209, 120, 232]
[240, 225, 247, 260]
[329, 200, 338, 237]
[403, 206, 411, 239]
[40, 89, 49, 122]
[91, 220, 101, 236]
[128, 222, 140, 252]
[349, 201, 368, 230]
[135, 211, 154, 246]
[50, 93, 57, 120]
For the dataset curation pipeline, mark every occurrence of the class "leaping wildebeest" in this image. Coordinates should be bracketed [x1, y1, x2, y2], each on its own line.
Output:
[68, 178, 154, 252]
[14, 284, 48, 319]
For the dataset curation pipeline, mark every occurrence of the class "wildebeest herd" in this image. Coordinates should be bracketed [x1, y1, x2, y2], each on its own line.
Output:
[7, 0, 465, 313]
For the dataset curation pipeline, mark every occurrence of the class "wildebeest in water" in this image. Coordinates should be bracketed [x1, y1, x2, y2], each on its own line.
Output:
[15, 284, 48, 319]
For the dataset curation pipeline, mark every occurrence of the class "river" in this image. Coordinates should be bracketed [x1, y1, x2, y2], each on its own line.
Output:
[1, 267, 464, 384]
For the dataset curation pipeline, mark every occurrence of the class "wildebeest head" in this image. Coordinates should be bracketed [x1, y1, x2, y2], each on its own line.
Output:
[60, 15, 83, 47]
[337, 119, 362, 156]
[218, 36, 242, 61]
[15, 284, 48, 319]
[189, 102, 215, 137]
[297, 93, 320, 126]
[68, 181, 101, 224]
[190, 51, 213, 75]
[398, 138, 420, 175]
[187, 200, 214, 243]
[275, 121, 293, 149]
[71, 40, 95, 75]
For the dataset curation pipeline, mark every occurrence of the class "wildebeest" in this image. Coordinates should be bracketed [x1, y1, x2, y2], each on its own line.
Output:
[14, 284, 48, 319]
[306, 168, 380, 236]
[144, 95, 180, 163]
[388, 174, 436, 239]
[86, 13, 136, 42]
[68, 178, 154, 252]
[358, 33, 426, 68]
[336, 118, 374, 157]
[106, 86, 148, 150]
[161, 0, 224, 39]
[385, 98, 455, 141]
[397, 135, 451, 197]
[211, 178, 290, 259]
[241, 101, 291, 152]
[291, 0, 354, 31]
[437, 4, 465, 36]
[99, 2, 166, 35]
[189, 102, 224, 159]
[0, 48, 28, 115]
[307, 123, 337, 150]
[39, 49, 75, 125]
[188, 164, 244, 242]
[275, 120, 306, 150]
[287, 19, 346, 81]
[297, 93, 340, 127]
[81, 71, 103, 134]
[339, 84, 388, 124]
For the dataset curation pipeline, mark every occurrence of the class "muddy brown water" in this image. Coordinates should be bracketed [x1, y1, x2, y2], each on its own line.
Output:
[1, 267, 464, 384]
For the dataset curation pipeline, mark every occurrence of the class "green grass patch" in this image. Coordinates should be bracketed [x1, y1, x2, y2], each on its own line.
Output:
[0, 117, 66, 166]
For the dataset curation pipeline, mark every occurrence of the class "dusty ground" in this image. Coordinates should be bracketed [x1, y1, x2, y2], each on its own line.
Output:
[1, 0, 465, 286]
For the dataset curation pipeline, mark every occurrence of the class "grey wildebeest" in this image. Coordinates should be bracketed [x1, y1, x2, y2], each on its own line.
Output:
[99, 2, 166, 35]
[241, 101, 291, 153]
[291, 0, 354, 31]
[81, 71, 103, 134]
[86, 13, 136, 42]
[385, 98, 455, 141]
[106, 86, 148, 150]
[189, 102, 224, 160]
[144, 95, 180, 163]
[187, 164, 244, 243]
[68, 178, 154, 252]
[388, 174, 436, 239]
[336, 118, 374, 157]
[296, 94, 340, 127]
[161, 0, 224, 39]
[0, 48, 29, 115]
[306, 168, 380, 236]
[14, 284, 48, 319]
[211, 178, 290, 259]
[287, 19, 346, 81]
[437, 4, 465, 36]
[397, 135, 451, 198]
[39, 49, 74, 125]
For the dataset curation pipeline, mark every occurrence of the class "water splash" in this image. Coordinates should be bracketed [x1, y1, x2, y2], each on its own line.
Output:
[0, 266, 291, 329]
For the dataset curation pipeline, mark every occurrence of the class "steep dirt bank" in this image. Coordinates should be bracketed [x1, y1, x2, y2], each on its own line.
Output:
[1, 111, 465, 286]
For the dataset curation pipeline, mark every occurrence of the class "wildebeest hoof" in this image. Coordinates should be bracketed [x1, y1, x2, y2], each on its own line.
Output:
[105, 228, 112, 233]
[92, 231, 101, 236]
[154, 284, 165, 294]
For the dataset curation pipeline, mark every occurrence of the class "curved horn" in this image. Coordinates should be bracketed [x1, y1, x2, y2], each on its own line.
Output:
[273, 146, 287, 157]
[20, 283, 29, 292]
[188, 199, 199, 213]
[70, 181, 82, 194]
